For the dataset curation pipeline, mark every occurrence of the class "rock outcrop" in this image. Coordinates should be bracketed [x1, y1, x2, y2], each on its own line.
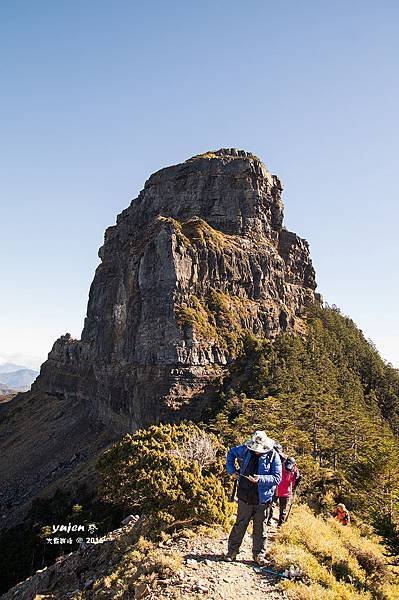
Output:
[35, 148, 318, 430]
[0, 149, 319, 528]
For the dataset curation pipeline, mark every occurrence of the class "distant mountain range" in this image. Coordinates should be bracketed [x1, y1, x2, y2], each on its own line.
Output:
[0, 362, 27, 374]
[0, 368, 38, 392]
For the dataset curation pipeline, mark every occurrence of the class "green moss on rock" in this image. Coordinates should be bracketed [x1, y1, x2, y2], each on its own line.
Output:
[175, 289, 259, 357]
[175, 295, 218, 342]
[180, 218, 234, 251]
[187, 151, 220, 161]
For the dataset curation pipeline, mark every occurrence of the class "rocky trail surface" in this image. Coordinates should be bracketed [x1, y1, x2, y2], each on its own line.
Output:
[2, 519, 288, 600]
[158, 526, 287, 600]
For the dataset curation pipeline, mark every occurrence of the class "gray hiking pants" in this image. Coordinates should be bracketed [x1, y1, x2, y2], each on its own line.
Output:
[228, 499, 271, 557]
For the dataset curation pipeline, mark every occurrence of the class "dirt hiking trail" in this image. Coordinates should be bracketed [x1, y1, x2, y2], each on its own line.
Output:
[156, 524, 288, 600]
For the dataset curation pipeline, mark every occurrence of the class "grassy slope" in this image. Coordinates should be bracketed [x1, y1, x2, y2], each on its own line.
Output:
[271, 504, 399, 599]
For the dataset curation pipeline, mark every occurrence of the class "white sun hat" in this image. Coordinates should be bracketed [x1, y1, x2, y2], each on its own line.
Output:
[245, 431, 274, 453]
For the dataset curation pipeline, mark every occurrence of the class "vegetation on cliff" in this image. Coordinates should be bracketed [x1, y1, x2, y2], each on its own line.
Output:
[175, 289, 259, 357]
[187, 149, 261, 162]
[209, 305, 399, 528]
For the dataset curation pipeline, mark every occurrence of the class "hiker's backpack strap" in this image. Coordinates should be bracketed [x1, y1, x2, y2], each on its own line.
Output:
[263, 448, 276, 469]
[237, 444, 249, 467]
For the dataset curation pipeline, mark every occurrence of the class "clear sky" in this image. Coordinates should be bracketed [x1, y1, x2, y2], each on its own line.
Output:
[0, 1, 398, 370]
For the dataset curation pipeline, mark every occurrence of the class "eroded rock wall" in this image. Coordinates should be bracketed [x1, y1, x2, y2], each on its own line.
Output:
[33, 149, 318, 432]
[1, 148, 319, 527]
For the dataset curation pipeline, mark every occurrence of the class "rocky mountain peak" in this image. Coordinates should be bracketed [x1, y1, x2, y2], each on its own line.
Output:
[41, 150, 318, 429]
[0, 150, 319, 529]
[109, 148, 284, 250]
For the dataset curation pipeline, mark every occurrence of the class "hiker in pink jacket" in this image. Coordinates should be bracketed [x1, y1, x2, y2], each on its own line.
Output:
[275, 457, 301, 526]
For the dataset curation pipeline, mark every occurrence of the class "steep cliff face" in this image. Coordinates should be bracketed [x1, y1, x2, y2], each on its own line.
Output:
[35, 149, 318, 431]
[0, 149, 319, 527]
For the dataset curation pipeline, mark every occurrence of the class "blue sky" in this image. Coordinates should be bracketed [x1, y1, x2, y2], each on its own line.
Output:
[0, 1, 398, 370]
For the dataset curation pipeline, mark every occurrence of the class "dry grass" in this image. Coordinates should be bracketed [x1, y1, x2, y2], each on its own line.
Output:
[82, 536, 182, 599]
[158, 214, 242, 252]
[180, 218, 233, 251]
[175, 295, 218, 343]
[169, 431, 218, 471]
[187, 151, 220, 161]
[270, 504, 399, 600]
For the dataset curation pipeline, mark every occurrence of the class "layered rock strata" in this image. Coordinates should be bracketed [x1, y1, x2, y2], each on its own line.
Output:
[0, 148, 319, 527]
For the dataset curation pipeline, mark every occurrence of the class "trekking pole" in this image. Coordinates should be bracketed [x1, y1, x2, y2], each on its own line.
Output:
[230, 479, 238, 502]
[229, 472, 253, 501]
[253, 566, 291, 579]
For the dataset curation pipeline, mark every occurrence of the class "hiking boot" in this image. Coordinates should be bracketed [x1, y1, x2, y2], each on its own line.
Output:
[224, 550, 238, 562]
[253, 554, 267, 566]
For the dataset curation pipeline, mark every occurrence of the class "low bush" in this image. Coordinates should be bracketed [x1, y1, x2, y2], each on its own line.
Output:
[96, 422, 233, 537]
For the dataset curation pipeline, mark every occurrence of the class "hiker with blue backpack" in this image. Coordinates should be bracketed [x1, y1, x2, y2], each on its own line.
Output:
[225, 431, 282, 565]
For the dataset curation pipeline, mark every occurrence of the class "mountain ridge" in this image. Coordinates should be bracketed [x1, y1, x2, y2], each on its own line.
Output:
[0, 362, 27, 374]
[0, 149, 319, 531]
[0, 368, 38, 390]
[1, 151, 399, 598]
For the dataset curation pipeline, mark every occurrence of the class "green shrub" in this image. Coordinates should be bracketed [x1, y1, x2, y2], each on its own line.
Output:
[96, 422, 232, 537]
[175, 289, 259, 357]
[208, 305, 399, 534]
